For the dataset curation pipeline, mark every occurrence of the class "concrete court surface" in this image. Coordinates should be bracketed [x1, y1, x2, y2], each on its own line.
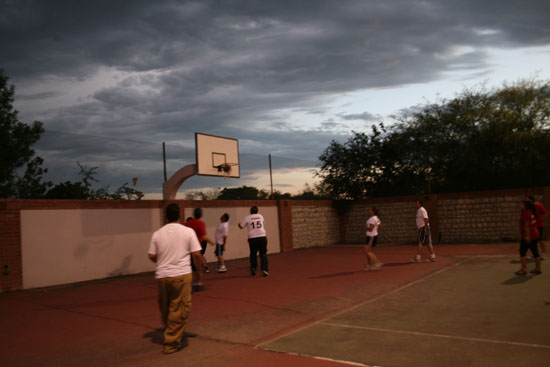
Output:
[261, 254, 550, 367]
[0, 243, 537, 367]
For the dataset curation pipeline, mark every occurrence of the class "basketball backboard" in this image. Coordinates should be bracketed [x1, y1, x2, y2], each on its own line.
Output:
[195, 133, 240, 178]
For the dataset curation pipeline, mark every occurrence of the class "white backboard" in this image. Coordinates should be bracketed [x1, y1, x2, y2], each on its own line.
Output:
[195, 133, 240, 178]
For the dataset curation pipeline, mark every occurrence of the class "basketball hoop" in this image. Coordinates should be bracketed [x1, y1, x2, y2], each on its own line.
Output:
[216, 163, 238, 180]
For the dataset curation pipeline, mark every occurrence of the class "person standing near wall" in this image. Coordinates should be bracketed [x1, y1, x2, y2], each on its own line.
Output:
[526, 195, 547, 259]
[516, 200, 542, 275]
[148, 203, 203, 354]
[411, 200, 437, 263]
[215, 213, 230, 273]
[239, 206, 269, 276]
[185, 208, 215, 275]
[364, 207, 383, 270]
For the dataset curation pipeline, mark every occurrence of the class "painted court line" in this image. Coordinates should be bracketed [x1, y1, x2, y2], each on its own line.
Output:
[280, 351, 377, 367]
[321, 323, 550, 350]
[258, 260, 465, 347]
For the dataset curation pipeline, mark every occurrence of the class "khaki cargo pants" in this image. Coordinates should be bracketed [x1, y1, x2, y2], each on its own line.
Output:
[157, 273, 192, 353]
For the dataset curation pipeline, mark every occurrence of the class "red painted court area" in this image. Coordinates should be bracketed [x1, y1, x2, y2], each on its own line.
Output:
[0, 244, 519, 367]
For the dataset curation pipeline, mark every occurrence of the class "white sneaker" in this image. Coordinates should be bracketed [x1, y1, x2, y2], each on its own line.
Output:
[364, 265, 372, 271]
[371, 262, 383, 270]
[218, 265, 227, 273]
[428, 256, 437, 262]
[410, 257, 422, 263]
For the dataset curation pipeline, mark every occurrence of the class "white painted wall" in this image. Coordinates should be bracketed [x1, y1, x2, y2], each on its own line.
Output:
[20, 205, 280, 289]
[21, 208, 162, 289]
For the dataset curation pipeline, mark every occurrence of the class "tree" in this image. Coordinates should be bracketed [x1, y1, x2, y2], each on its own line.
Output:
[183, 189, 220, 200]
[217, 186, 270, 200]
[0, 69, 51, 198]
[317, 80, 550, 199]
[45, 162, 144, 200]
[292, 183, 328, 200]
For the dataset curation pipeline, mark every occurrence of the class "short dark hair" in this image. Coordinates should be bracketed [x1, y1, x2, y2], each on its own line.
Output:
[193, 207, 202, 219]
[223, 213, 230, 221]
[523, 200, 538, 218]
[371, 206, 379, 216]
[166, 204, 180, 222]
[250, 206, 258, 214]
[527, 195, 535, 202]
[417, 200, 424, 207]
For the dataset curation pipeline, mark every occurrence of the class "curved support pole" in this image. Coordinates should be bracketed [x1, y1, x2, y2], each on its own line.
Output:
[162, 164, 197, 200]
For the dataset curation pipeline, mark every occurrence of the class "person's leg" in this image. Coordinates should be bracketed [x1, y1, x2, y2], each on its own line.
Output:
[538, 228, 546, 258]
[412, 228, 424, 262]
[368, 250, 381, 267]
[200, 241, 209, 271]
[363, 237, 373, 267]
[517, 240, 528, 274]
[370, 236, 383, 268]
[530, 240, 542, 272]
[157, 278, 170, 326]
[215, 244, 227, 272]
[425, 226, 436, 259]
[162, 273, 193, 354]
[248, 239, 258, 274]
[258, 237, 268, 274]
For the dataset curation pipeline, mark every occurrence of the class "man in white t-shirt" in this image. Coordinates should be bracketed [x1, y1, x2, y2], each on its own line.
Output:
[214, 213, 230, 273]
[411, 200, 436, 263]
[148, 203, 203, 354]
[238, 206, 269, 276]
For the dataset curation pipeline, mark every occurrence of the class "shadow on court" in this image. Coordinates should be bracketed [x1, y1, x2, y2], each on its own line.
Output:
[501, 274, 540, 285]
[2, 243, 535, 367]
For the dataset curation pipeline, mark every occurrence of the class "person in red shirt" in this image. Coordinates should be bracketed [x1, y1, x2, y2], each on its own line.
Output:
[527, 195, 547, 259]
[516, 200, 541, 275]
[185, 208, 214, 285]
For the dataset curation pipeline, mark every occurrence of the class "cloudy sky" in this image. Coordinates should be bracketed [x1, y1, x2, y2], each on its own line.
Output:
[1, 0, 549, 197]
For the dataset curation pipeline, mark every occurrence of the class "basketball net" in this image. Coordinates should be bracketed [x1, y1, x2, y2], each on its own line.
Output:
[219, 163, 232, 181]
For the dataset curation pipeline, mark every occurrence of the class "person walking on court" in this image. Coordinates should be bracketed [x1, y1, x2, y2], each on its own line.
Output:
[516, 200, 542, 275]
[411, 200, 437, 263]
[214, 213, 230, 273]
[364, 207, 383, 270]
[526, 195, 547, 259]
[239, 206, 269, 276]
[148, 203, 203, 354]
[185, 208, 215, 274]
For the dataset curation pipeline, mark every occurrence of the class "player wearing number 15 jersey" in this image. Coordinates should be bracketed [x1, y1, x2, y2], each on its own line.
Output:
[239, 206, 269, 276]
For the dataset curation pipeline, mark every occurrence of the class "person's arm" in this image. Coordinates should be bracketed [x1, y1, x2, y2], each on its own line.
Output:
[201, 234, 215, 245]
[366, 223, 375, 231]
[238, 218, 247, 229]
[148, 253, 157, 263]
[191, 250, 203, 282]
[221, 235, 227, 250]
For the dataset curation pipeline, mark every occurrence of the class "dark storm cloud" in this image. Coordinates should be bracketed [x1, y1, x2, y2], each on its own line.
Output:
[340, 112, 380, 121]
[2, 0, 548, 192]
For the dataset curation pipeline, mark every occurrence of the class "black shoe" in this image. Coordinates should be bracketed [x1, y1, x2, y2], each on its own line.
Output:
[262, 270, 269, 277]
[203, 266, 210, 273]
[251, 268, 256, 276]
[530, 269, 542, 275]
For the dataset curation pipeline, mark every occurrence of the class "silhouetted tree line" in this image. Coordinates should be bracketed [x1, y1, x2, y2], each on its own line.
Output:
[317, 80, 550, 199]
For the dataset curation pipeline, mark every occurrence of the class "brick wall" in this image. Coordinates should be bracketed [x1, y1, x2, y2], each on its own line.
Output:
[290, 202, 340, 248]
[437, 191, 547, 243]
[0, 200, 22, 291]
